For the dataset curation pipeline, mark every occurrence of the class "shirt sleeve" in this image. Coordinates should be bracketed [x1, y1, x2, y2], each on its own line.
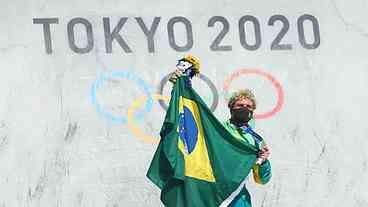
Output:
[252, 159, 272, 185]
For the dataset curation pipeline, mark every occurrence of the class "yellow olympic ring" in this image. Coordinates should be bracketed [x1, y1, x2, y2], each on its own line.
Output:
[127, 94, 170, 144]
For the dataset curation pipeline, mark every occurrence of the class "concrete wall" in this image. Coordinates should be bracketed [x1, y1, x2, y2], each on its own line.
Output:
[1, 0, 368, 206]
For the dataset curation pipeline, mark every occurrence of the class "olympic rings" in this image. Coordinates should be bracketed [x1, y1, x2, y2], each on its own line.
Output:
[157, 73, 219, 112]
[90, 71, 153, 124]
[127, 94, 169, 144]
[91, 68, 284, 127]
[223, 68, 284, 119]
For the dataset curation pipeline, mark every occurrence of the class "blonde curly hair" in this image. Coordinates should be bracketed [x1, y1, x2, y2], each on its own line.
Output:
[227, 89, 257, 110]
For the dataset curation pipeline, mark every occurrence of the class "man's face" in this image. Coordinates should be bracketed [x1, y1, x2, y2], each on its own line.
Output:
[232, 97, 255, 112]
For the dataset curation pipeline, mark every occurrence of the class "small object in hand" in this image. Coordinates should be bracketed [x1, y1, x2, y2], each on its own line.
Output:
[177, 55, 200, 75]
[169, 55, 200, 83]
[176, 60, 193, 72]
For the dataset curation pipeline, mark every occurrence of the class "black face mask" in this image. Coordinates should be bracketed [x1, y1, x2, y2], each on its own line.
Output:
[230, 107, 253, 126]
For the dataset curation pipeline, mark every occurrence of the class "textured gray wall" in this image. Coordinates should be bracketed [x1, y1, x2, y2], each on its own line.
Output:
[1, 0, 368, 206]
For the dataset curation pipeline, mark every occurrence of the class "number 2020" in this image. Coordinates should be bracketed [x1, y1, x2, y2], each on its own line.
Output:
[208, 14, 320, 51]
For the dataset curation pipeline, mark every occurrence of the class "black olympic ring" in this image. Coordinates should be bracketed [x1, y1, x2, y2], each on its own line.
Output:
[158, 73, 219, 112]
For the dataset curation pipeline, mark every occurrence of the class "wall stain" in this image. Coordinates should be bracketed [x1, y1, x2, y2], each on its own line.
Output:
[28, 175, 47, 201]
[362, 160, 367, 172]
[0, 121, 9, 152]
[77, 192, 83, 206]
[0, 136, 8, 152]
[64, 122, 78, 142]
[312, 131, 327, 163]
[331, 0, 368, 38]
[289, 126, 299, 144]
[260, 190, 268, 207]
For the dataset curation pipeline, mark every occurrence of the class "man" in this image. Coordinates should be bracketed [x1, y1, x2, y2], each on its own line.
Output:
[170, 67, 272, 207]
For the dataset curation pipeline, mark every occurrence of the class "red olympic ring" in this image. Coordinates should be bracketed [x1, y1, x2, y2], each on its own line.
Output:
[223, 68, 284, 119]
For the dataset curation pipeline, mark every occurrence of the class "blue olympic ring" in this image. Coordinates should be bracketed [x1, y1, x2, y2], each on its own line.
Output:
[90, 71, 153, 124]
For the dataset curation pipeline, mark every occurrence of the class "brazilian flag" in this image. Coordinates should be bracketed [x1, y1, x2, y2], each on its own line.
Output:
[147, 76, 259, 206]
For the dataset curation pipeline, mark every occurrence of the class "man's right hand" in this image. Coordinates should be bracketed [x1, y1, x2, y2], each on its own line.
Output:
[257, 145, 270, 164]
[169, 69, 184, 84]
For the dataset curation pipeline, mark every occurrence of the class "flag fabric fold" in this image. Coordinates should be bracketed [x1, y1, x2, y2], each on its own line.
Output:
[147, 76, 259, 207]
